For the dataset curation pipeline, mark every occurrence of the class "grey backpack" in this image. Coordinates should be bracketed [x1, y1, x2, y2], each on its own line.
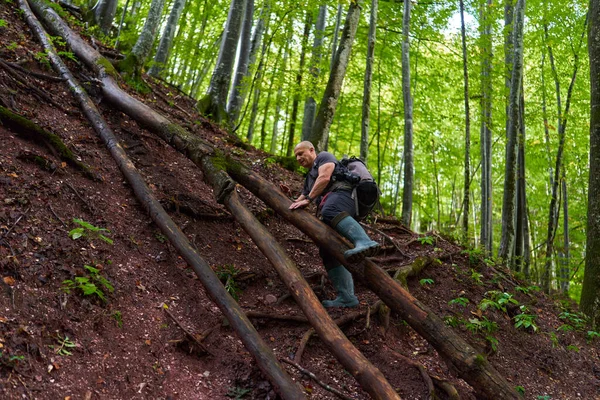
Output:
[338, 157, 380, 220]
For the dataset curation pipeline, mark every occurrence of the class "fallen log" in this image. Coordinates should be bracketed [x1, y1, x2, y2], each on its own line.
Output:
[224, 162, 520, 400]
[201, 158, 401, 400]
[26, 2, 517, 398]
[19, 2, 304, 399]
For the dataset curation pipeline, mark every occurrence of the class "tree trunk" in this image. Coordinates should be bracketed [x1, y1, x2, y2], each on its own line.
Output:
[301, 5, 327, 141]
[270, 31, 290, 154]
[559, 177, 570, 293]
[330, 3, 343, 71]
[498, 0, 525, 262]
[307, 0, 361, 151]
[203, 162, 400, 400]
[286, 12, 311, 156]
[118, 0, 166, 75]
[227, 0, 254, 125]
[479, 0, 493, 254]
[515, 91, 526, 272]
[361, 0, 377, 163]
[459, 0, 470, 240]
[198, 0, 245, 123]
[148, 0, 187, 78]
[582, 0, 600, 329]
[400, 0, 414, 228]
[20, 3, 304, 398]
[114, 0, 131, 49]
[92, 0, 117, 34]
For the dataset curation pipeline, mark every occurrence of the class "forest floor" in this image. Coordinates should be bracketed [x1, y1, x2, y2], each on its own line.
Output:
[0, 2, 599, 399]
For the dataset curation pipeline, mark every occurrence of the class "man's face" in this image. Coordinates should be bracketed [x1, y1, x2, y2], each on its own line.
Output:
[294, 146, 316, 169]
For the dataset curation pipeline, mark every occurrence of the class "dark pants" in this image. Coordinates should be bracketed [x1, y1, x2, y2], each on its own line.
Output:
[319, 190, 355, 270]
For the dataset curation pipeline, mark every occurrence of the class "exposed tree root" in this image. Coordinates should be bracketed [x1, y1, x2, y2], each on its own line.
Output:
[281, 359, 356, 400]
[0, 105, 99, 180]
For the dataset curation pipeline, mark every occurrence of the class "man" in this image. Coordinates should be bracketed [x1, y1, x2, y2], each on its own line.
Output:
[289, 141, 379, 307]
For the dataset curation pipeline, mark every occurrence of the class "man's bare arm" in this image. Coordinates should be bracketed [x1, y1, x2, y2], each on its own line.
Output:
[289, 162, 335, 210]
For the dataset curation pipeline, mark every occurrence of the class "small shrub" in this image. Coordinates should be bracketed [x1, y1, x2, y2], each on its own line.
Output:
[0, 19, 7, 28]
[50, 334, 76, 356]
[417, 235, 434, 245]
[112, 310, 123, 328]
[215, 264, 242, 300]
[558, 311, 588, 331]
[69, 218, 113, 244]
[444, 315, 461, 327]
[419, 278, 434, 286]
[586, 330, 600, 343]
[449, 296, 469, 307]
[479, 291, 519, 313]
[62, 265, 114, 302]
[514, 306, 538, 332]
[470, 269, 483, 285]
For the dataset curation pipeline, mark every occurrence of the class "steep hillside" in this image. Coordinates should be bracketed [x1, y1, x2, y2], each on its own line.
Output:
[0, 2, 598, 399]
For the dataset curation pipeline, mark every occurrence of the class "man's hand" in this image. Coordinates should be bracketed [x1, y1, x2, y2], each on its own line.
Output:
[289, 198, 310, 210]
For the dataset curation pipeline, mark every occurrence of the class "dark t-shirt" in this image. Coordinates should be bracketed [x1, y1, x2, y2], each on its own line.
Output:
[302, 151, 337, 199]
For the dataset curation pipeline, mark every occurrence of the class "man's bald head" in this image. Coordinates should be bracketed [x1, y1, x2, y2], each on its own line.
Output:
[294, 141, 317, 169]
[294, 141, 315, 152]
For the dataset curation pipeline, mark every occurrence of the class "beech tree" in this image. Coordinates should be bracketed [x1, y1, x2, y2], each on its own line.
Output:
[117, 0, 166, 75]
[361, 0, 377, 163]
[148, 0, 187, 78]
[91, 0, 117, 34]
[400, 0, 414, 228]
[581, 0, 600, 328]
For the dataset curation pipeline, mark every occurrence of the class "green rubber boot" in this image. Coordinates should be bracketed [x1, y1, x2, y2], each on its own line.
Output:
[334, 215, 380, 263]
[322, 266, 359, 308]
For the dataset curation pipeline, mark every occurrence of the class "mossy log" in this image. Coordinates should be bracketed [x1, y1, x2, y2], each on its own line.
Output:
[0, 105, 98, 180]
[201, 155, 401, 400]
[21, 2, 304, 399]
[26, 2, 519, 398]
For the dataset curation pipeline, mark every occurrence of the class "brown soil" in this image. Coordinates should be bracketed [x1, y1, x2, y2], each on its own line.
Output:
[0, 3, 599, 399]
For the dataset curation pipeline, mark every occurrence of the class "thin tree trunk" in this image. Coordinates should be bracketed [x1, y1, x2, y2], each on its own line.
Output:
[330, 3, 343, 72]
[582, 0, 600, 328]
[498, 0, 525, 262]
[301, 5, 327, 141]
[460, 0, 470, 240]
[227, 0, 254, 125]
[286, 12, 311, 156]
[148, 0, 187, 77]
[515, 91, 526, 272]
[559, 177, 570, 293]
[480, 0, 493, 253]
[118, 0, 166, 75]
[270, 29, 291, 154]
[199, 0, 245, 123]
[92, 0, 118, 34]
[307, 0, 361, 151]
[400, 0, 414, 228]
[361, 0, 377, 163]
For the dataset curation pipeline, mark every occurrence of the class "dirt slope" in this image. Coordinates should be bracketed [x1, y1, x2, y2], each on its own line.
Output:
[0, 2, 599, 399]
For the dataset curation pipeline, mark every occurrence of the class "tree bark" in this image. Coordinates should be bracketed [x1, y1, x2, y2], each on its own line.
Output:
[227, 0, 254, 125]
[114, 0, 131, 49]
[202, 159, 400, 400]
[559, 177, 570, 293]
[148, 0, 187, 78]
[498, 0, 525, 262]
[581, 0, 600, 328]
[118, 0, 166, 75]
[21, 2, 304, 398]
[400, 0, 414, 228]
[301, 5, 326, 141]
[361, 0, 377, 163]
[307, 1, 361, 151]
